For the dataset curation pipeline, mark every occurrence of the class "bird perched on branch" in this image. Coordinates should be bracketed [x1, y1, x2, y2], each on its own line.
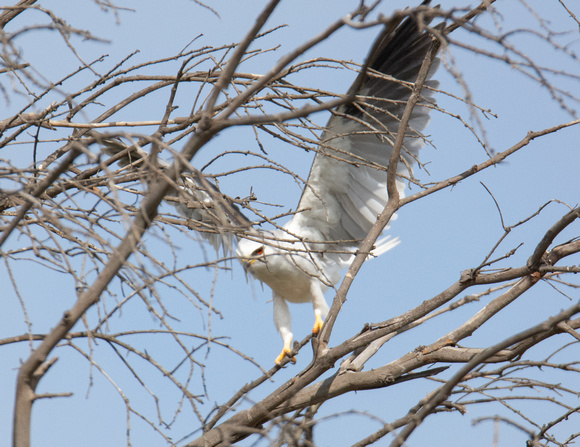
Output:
[102, 5, 441, 365]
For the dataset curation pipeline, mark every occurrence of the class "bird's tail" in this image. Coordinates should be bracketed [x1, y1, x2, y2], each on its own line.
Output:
[370, 235, 400, 259]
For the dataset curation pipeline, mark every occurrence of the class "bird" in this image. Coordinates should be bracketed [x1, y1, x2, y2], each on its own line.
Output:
[235, 13, 441, 364]
[101, 7, 441, 365]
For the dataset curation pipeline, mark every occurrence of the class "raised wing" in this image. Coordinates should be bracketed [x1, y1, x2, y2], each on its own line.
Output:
[287, 13, 440, 246]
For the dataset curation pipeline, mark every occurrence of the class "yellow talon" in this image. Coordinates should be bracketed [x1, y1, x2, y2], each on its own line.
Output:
[275, 347, 296, 365]
[312, 312, 324, 335]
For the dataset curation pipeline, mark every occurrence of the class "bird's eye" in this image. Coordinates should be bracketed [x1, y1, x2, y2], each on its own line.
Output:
[252, 247, 264, 257]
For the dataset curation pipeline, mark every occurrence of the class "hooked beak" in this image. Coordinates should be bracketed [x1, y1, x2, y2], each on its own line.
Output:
[240, 257, 261, 283]
[240, 257, 257, 274]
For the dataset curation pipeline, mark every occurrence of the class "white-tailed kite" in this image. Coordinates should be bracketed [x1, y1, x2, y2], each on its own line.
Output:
[102, 8, 441, 365]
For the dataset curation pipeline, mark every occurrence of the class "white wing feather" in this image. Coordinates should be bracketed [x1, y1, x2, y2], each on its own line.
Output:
[289, 18, 440, 248]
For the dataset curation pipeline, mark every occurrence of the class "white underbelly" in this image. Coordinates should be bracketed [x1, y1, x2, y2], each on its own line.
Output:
[253, 260, 326, 303]
[247, 247, 338, 303]
[271, 277, 314, 303]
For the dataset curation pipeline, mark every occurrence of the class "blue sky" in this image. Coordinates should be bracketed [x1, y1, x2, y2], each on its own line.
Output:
[1, 1, 579, 446]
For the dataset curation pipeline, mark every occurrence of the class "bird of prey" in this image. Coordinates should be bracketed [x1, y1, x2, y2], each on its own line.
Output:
[102, 8, 440, 365]
[236, 14, 440, 364]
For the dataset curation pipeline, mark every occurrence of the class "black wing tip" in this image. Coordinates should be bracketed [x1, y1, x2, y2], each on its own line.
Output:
[343, 3, 443, 118]
[367, 3, 442, 77]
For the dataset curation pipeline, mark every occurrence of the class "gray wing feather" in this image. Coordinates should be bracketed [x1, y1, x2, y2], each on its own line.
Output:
[97, 133, 250, 253]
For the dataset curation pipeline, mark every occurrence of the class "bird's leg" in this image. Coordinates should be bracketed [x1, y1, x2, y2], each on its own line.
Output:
[273, 294, 295, 365]
[312, 309, 324, 335]
[310, 284, 330, 336]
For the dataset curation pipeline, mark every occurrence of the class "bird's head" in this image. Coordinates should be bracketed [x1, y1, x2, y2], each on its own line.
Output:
[236, 232, 306, 287]
[236, 238, 269, 276]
